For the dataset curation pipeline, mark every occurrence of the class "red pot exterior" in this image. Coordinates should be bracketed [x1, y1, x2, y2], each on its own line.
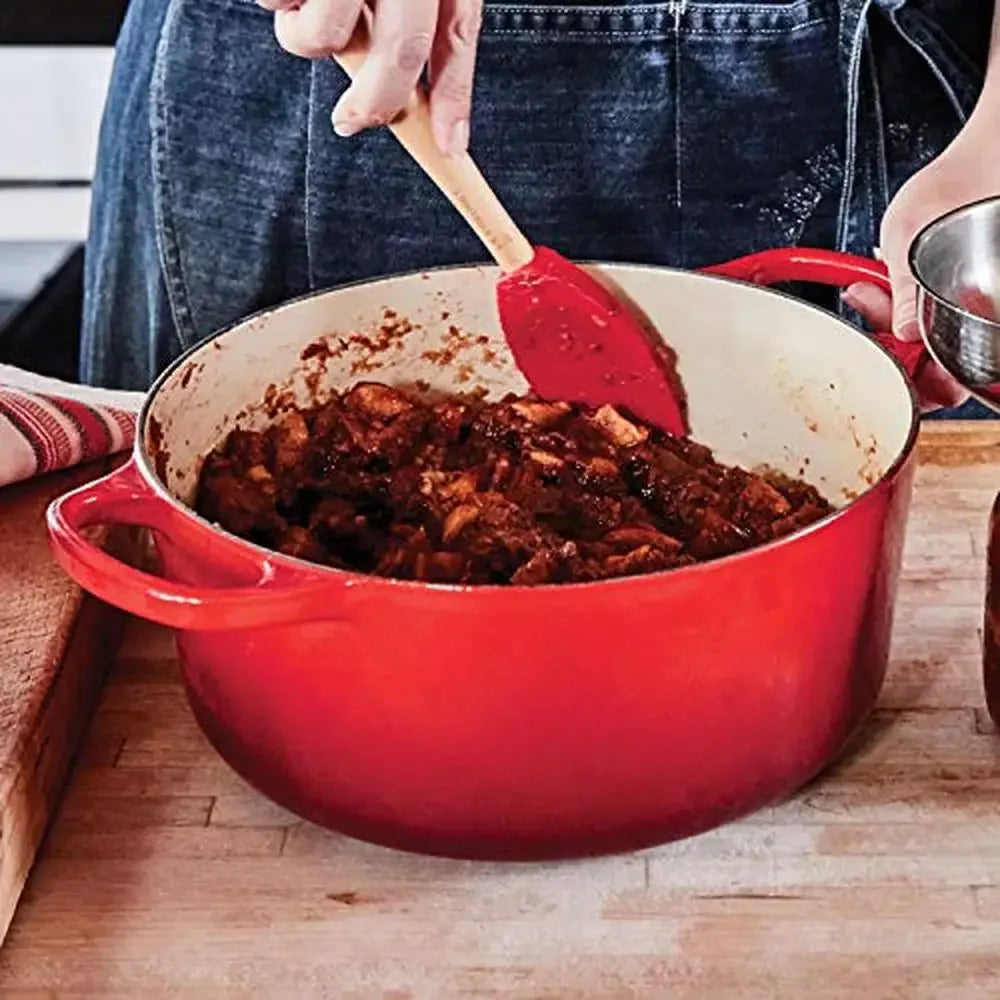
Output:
[155, 454, 914, 860]
[46, 250, 921, 859]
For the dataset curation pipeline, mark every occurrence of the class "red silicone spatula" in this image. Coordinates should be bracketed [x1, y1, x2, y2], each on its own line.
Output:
[331, 28, 687, 437]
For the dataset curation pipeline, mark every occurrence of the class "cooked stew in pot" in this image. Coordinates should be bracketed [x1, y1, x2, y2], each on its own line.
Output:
[195, 383, 832, 585]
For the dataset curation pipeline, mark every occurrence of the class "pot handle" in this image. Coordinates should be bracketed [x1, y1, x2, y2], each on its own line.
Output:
[702, 248, 928, 380]
[47, 460, 344, 631]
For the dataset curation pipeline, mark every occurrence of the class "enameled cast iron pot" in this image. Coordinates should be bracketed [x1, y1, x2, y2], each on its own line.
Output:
[48, 249, 920, 860]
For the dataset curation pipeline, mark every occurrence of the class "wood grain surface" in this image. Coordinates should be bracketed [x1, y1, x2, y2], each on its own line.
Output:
[0, 462, 134, 945]
[2, 423, 999, 998]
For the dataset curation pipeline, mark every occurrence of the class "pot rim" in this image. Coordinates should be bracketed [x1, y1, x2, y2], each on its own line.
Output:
[134, 260, 921, 595]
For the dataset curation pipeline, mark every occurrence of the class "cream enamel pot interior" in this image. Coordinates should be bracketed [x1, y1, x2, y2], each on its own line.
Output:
[47, 253, 919, 860]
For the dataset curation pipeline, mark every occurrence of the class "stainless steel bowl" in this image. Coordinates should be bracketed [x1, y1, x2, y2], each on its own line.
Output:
[910, 197, 1000, 411]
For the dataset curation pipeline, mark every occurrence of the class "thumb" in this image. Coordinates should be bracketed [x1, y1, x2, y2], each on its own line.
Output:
[842, 280, 892, 331]
[879, 217, 921, 343]
[889, 271, 920, 343]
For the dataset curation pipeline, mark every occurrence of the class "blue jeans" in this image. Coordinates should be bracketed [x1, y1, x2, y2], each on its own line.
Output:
[83, 0, 993, 418]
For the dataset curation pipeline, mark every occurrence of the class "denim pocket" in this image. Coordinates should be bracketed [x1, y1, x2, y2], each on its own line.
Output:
[149, 0, 875, 337]
[151, 0, 314, 347]
[305, 0, 847, 291]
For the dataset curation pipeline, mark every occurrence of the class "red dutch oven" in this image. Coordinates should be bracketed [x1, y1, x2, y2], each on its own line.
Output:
[48, 249, 922, 860]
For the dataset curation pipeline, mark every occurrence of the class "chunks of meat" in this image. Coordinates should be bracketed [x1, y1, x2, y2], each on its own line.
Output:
[345, 382, 414, 420]
[587, 405, 649, 448]
[442, 503, 481, 544]
[603, 526, 683, 554]
[511, 400, 572, 427]
[270, 411, 310, 474]
[197, 463, 278, 537]
[195, 382, 833, 585]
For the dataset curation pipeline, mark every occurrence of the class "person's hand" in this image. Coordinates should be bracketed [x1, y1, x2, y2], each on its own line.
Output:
[839, 279, 967, 411]
[258, 0, 483, 156]
[842, 116, 1000, 410]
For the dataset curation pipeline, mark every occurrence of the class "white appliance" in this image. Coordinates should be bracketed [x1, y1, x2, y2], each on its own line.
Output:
[0, 46, 112, 243]
[0, 41, 114, 374]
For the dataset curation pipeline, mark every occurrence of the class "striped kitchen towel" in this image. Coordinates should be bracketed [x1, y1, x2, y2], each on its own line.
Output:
[0, 366, 143, 488]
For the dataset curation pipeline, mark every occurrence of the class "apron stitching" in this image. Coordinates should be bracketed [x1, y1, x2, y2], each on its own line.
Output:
[836, 1, 873, 252]
[672, 1, 686, 262]
[149, 0, 196, 352]
[888, 10, 966, 121]
[484, 1, 823, 20]
[305, 62, 319, 291]
[863, 142, 874, 255]
[865, 28, 890, 217]
[903, 10, 982, 105]
[488, 2, 815, 9]
[485, 21, 830, 39]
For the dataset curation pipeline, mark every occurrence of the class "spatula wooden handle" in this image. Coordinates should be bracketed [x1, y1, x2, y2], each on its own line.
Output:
[330, 27, 534, 274]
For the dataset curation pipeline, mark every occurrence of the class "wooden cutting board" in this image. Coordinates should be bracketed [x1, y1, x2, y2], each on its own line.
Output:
[0, 461, 138, 943]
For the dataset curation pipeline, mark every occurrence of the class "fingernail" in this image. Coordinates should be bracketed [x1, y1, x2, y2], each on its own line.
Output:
[841, 283, 868, 312]
[332, 108, 363, 137]
[448, 119, 469, 157]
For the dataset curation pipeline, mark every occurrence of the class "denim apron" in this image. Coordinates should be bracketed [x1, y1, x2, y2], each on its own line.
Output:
[82, 0, 992, 394]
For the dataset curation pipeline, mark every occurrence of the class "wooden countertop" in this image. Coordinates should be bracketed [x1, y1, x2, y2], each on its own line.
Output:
[0, 460, 134, 945]
[2, 423, 1000, 998]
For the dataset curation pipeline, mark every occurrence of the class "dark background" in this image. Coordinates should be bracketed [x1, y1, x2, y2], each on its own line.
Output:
[0, 0, 128, 45]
